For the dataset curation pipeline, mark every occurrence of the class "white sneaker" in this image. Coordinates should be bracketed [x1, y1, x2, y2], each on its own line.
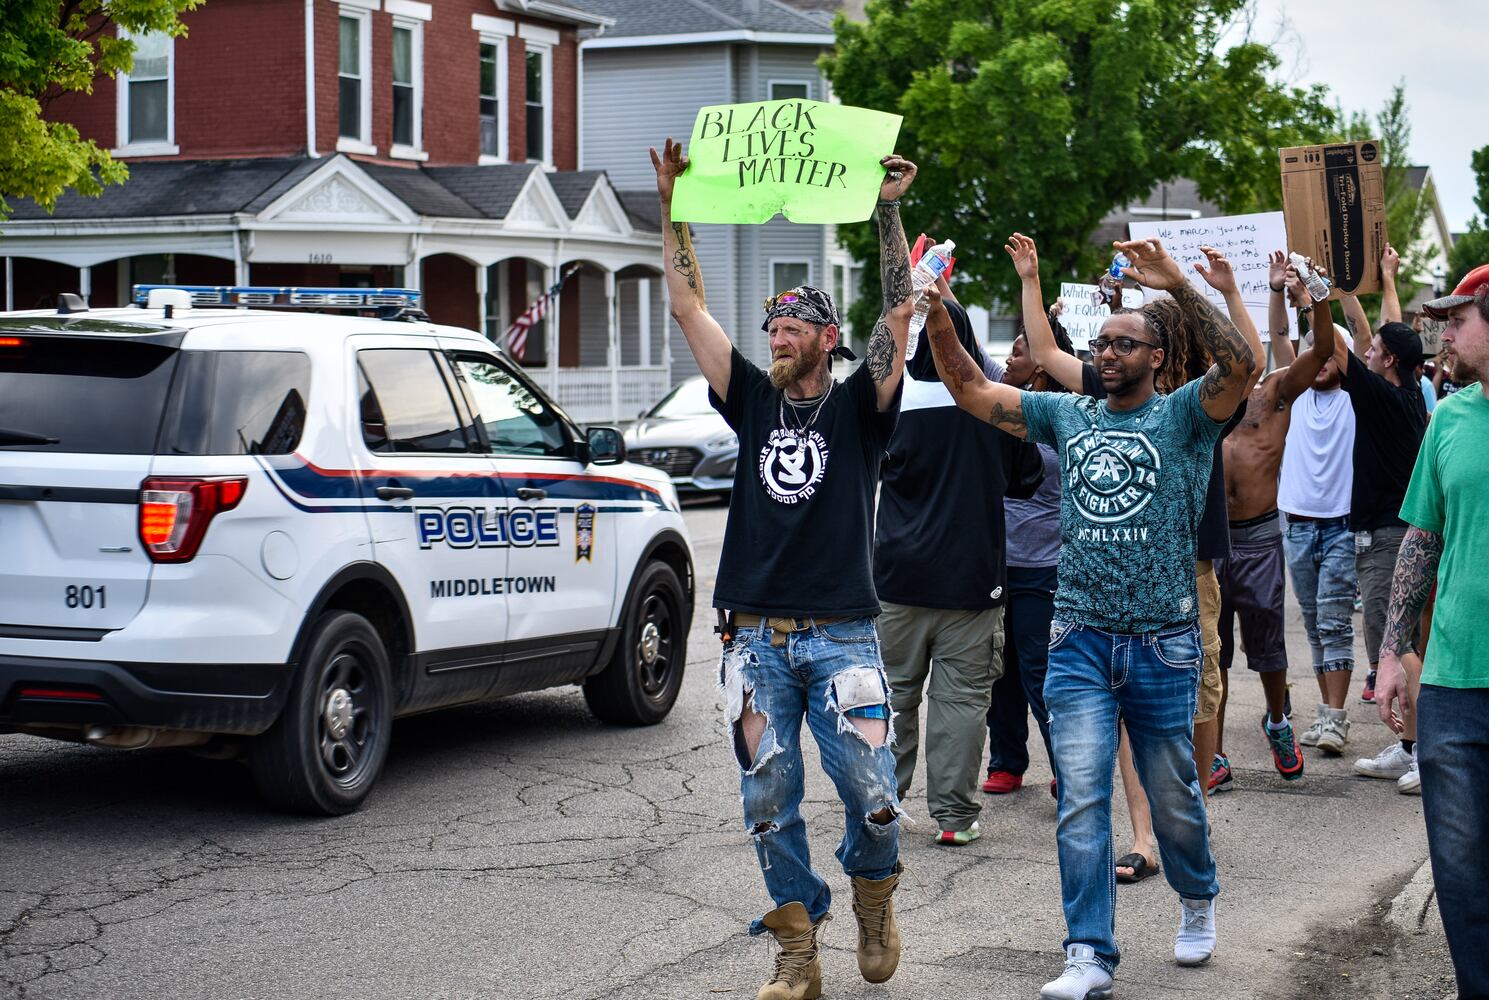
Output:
[1354, 741, 1412, 779]
[1397, 747, 1421, 795]
[1174, 897, 1216, 966]
[1315, 708, 1350, 754]
[1040, 944, 1114, 1000]
[1298, 705, 1327, 748]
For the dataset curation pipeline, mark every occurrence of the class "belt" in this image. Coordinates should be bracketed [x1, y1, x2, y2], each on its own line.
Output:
[731, 613, 854, 648]
[1284, 513, 1348, 524]
[1230, 509, 1279, 530]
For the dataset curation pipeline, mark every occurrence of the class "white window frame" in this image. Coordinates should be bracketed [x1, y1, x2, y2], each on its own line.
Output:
[113, 29, 178, 157]
[767, 79, 812, 102]
[769, 259, 813, 296]
[335, 5, 375, 155]
[389, 15, 426, 160]
[518, 24, 556, 168]
[476, 33, 510, 165]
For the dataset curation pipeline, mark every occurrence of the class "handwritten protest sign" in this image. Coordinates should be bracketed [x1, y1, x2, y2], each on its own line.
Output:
[670, 99, 902, 225]
[1057, 283, 1144, 352]
[1128, 212, 1296, 351]
[1418, 316, 1445, 357]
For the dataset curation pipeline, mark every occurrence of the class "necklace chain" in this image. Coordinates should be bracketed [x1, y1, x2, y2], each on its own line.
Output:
[778, 378, 835, 440]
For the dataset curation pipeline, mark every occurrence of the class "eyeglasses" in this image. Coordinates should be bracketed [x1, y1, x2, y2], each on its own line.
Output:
[764, 289, 803, 312]
[1091, 335, 1160, 357]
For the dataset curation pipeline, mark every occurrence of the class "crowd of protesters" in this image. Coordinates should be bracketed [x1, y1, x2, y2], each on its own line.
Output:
[651, 140, 1489, 1000]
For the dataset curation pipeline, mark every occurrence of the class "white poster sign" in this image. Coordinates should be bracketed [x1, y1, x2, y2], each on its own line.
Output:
[1127, 211, 1296, 357]
[1057, 283, 1144, 351]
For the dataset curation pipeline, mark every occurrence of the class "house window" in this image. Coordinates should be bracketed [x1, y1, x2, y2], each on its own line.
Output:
[478, 39, 508, 161]
[114, 30, 176, 155]
[337, 10, 372, 149]
[524, 48, 549, 163]
[771, 261, 811, 296]
[390, 20, 424, 157]
[769, 81, 811, 101]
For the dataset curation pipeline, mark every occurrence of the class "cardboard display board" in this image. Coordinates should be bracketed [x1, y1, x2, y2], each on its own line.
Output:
[1128, 210, 1296, 344]
[1280, 140, 1388, 299]
[669, 99, 902, 225]
[1057, 283, 1145, 352]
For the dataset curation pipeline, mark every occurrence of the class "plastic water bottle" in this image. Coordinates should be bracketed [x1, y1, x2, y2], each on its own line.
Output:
[1288, 252, 1332, 301]
[904, 239, 957, 358]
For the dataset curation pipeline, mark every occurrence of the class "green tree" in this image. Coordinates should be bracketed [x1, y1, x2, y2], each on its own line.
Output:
[1, 0, 202, 219]
[1446, 145, 1489, 286]
[822, 0, 1336, 334]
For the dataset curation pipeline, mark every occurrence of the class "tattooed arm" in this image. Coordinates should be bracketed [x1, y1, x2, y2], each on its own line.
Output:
[867, 155, 918, 412]
[651, 139, 732, 397]
[1341, 292, 1373, 357]
[1375, 526, 1443, 730]
[923, 286, 1030, 438]
[1278, 294, 1336, 404]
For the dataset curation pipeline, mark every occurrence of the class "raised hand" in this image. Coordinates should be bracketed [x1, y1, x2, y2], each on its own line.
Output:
[1283, 263, 1312, 311]
[1268, 250, 1288, 293]
[1194, 245, 1237, 296]
[649, 138, 689, 204]
[879, 155, 917, 202]
[1381, 243, 1400, 280]
[1113, 237, 1186, 292]
[1004, 233, 1040, 281]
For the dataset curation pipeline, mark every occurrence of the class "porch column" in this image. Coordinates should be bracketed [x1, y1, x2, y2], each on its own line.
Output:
[606, 269, 620, 424]
[4, 257, 12, 312]
[637, 277, 651, 367]
[545, 263, 559, 380]
[659, 277, 672, 376]
[79, 266, 92, 306]
[475, 264, 489, 341]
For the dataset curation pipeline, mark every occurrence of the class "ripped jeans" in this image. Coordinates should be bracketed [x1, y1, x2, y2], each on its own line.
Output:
[721, 616, 902, 934]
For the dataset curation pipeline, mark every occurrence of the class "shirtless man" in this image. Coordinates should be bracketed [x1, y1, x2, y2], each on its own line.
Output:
[1214, 254, 1336, 781]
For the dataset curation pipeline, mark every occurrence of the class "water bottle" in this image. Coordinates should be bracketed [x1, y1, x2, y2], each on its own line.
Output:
[1109, 252, 1131, 280]
[905, 239, 957, 358]
[1288, 252, 1332, 301]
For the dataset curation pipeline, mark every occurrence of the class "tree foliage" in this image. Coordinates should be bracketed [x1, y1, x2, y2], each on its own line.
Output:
[822, 0, 1337, 332]
[1446, 145, 1489, 287]
[0, 0, 202, 219]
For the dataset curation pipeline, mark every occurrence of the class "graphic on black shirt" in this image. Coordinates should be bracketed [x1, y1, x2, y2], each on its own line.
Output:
[758, 428, 829, 504]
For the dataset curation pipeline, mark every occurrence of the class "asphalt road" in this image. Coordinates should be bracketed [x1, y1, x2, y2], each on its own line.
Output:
[0, 501, 1449, 999]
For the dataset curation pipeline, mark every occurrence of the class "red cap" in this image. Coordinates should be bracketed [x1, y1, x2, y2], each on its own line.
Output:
[1423, 263, 1489, 318]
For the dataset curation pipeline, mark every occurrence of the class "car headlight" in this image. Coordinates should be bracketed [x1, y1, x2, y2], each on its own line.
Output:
[706, 432, 738, 451]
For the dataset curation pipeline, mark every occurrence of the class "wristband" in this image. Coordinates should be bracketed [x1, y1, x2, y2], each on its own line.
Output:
[1269, 282, 1284, 293]
[877, 198, 900, 208]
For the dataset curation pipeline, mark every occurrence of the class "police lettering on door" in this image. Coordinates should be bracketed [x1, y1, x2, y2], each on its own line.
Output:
[416, 506, 561, 549]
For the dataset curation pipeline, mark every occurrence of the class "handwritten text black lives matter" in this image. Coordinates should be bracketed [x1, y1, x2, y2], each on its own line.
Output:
[699, 101, 849, 191]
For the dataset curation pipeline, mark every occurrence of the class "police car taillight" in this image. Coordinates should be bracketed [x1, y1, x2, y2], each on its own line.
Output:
[138, 477, 247, 563]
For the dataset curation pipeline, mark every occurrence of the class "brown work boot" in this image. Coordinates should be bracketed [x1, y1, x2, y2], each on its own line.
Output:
[757, 902, 826, 1000]
[851, 864, 902, 983]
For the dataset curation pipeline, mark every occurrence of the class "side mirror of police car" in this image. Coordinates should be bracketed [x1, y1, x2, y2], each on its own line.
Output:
[585, 426, 626, 466]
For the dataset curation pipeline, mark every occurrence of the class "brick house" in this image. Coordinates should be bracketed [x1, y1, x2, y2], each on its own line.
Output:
[0, 0, 673, 422]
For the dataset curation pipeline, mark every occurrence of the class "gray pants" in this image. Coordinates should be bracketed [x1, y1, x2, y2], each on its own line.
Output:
[879, 601, 1004, 832]
[1356, 525, 1417, 664]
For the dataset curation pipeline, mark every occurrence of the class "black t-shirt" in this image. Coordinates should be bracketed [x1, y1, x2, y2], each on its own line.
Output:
[1341, 351, 1428, 531]
[874, 301, 1044, 610]
[1080, 365, 1241, 561]
[709, 348, 899, 617]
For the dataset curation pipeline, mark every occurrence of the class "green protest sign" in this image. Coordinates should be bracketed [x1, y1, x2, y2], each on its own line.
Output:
[669, 99, 902, 225]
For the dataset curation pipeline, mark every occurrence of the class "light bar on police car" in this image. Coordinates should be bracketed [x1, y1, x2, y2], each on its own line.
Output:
[130, 285, 423, 309]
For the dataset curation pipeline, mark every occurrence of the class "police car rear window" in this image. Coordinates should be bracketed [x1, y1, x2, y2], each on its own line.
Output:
[159, 351, 312, 455]
[0, 337, 178, 454]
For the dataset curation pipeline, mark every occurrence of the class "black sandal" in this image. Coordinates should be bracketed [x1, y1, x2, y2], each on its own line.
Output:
[1115, 853, 1160, 883]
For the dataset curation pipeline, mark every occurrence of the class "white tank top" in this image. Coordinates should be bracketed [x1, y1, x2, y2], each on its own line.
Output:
[1278, 386, 1355, 518]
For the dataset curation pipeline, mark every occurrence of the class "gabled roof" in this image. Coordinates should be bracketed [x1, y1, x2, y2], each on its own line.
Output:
[421, 164, 536, 219]
[574, 0, 833, 42]
[6, 157, 315, 221]
[547, 170, 606, 216]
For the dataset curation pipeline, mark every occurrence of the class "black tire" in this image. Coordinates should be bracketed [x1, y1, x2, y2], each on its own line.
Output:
[583, 561, 687, 725]
[249, 610, 392, 815]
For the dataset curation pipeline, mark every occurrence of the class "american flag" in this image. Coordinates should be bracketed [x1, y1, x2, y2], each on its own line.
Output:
[503, 266, 579, 360]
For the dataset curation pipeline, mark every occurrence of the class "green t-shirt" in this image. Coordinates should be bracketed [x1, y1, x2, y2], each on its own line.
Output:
[1399, 384, 1489, 688]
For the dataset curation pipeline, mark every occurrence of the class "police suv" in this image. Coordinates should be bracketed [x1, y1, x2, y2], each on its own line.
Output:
[0, 286, 694, 814]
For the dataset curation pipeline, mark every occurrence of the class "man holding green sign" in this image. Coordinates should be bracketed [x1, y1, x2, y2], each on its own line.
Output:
[651, 133, 917, 1000]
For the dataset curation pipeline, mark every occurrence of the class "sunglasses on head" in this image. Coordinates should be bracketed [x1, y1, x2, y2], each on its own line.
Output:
[764, 289, 804, 312]
[1091, 335, 1160, 357]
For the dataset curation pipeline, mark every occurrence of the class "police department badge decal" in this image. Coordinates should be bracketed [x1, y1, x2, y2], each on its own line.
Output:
[758, 429, 828, 505]
[575, 503, 596, 561]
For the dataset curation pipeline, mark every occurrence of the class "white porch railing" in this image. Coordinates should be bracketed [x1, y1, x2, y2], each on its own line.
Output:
[530, 366, 672, 425]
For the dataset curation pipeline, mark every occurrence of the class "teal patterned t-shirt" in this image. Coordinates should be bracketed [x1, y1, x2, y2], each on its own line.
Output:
[1020, 379, 1226, 632]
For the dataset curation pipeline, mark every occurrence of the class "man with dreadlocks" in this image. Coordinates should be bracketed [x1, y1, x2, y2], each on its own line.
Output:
[651, 138, 917, 1000]
[922, 236, 1257, 1000]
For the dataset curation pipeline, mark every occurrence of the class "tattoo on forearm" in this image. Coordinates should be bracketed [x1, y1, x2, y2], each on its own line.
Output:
[1345, 314, 1368, 346]
[866, 319, 894, 384]
[988, 401, 1027, 433]
[1381, 527, 1443, 657]
[669, 222, 703, 301]
[875, 202, 913, 310]
[926, 319, 981, 395]
[1172, 282, 1253, 403]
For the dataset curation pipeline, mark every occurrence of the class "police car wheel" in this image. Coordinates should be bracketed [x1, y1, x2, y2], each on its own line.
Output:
[250, 610, 393, 815]
[583, 561, 686, 726]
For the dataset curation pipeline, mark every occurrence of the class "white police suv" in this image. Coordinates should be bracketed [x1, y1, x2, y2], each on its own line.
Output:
[0, 286, 694, 814]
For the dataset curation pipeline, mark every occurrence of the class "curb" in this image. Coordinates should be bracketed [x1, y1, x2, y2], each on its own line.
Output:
[1386, 859, 1442, 937]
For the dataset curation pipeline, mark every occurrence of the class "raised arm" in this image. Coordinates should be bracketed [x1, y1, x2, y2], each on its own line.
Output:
[1267, 251, 1297, 367]
[1278, 286, 1337, 403]
[1115, 237, 1255, 421]
[866, 156, 920, 412]
[1005, 233, 1084, 392]
[923, 286, 1030, 438]
[652, 139, 732, 397]
[1375, 526, 1443, 731]
[1379, 244, 1403, 326]
[1194, 245, 1264, 396]
[1341, 292, 1373, 357]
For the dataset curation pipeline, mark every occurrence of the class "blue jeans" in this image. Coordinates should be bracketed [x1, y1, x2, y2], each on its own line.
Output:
[1281, 518, 1357, 674]
[720, 617, 902, 934]
[1043, 620, 1219, 972]
[1417, 684, 1489, 1000]
[987, 565, 1058, 779]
